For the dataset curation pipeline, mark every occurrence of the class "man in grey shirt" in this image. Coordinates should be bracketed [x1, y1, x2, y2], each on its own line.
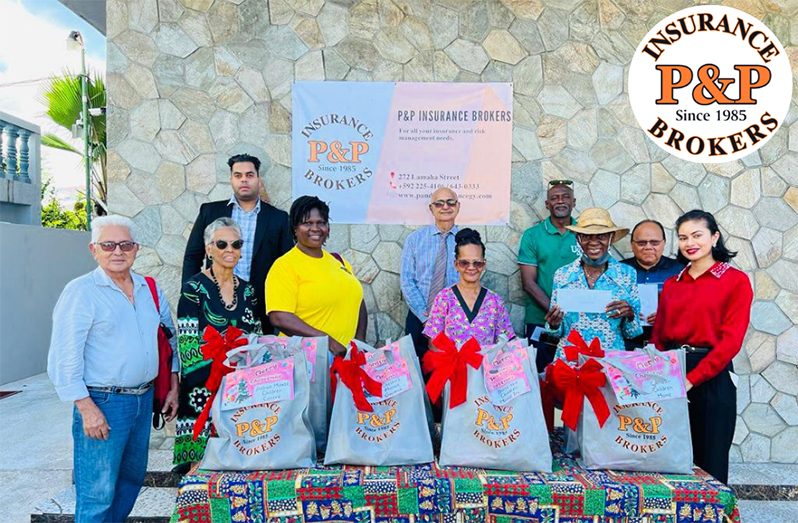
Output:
[48, 215, 178, 523]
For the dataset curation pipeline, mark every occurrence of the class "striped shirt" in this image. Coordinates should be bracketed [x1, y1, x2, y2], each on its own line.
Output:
[228, 196, 261, 281]
[400, 224, 460, 322]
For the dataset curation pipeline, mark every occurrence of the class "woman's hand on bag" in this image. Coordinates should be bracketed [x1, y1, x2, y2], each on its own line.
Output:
[162, 373, 179, 422]
[606, 300, 633, 320]
[329, 337, 347, 357]
[645, 312, 657, 324]
[545, 304, 564, 329]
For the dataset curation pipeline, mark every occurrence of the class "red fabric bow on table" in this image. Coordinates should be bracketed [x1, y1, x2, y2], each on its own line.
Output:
[562, 330, 605, 362]
[330, 343, 383, 412]
[192, 325, 247, 440]
[422, 333, 483, 409]
[549, 358, 610, 431]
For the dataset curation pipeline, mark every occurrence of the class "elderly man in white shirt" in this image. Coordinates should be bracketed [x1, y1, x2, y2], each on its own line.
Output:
[48, 215, 178, 523]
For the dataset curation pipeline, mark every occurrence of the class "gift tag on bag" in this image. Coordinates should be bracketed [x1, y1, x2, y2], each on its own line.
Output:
[604, 350, 686, 405]
[482, 349, 531, 405]
[222, 358, 295, 409]
[363, 345, 411, 401]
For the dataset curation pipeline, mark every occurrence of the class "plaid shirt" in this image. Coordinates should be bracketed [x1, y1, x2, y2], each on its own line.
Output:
[400, 224, 460, 322]
[228, 196, 261, 281]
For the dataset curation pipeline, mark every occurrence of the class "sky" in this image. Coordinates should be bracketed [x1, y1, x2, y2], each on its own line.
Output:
[0, 0, 105, 204]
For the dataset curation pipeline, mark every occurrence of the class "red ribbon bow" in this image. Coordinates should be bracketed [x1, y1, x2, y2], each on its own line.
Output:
[550, 358, 610, 431]
[422, 333, 483, 409]
[563, 330, 605, 362]
[330, 343, 383, 412]
[192, 325, 247, 440]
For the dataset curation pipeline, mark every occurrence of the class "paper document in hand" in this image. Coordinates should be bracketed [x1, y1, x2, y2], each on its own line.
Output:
[555, 288, 613, 313]
[638, 284, 659, 326]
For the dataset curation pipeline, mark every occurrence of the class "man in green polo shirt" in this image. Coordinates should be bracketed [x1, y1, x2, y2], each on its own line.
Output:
[518, 180, 580, 372]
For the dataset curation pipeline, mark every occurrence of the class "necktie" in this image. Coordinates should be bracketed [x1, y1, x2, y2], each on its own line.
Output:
[427, 232, 449, 313]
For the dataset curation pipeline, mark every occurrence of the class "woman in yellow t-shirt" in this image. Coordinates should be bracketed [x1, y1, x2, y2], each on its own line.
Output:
[266, 196, 366, 356]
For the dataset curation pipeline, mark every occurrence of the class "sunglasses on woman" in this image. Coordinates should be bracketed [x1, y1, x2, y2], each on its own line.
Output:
[456, 259, 486, 269]
[95, 241, 138, 252]
[213, 239, 244, 250]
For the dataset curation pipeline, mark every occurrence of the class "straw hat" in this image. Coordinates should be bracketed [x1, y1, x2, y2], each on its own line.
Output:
[565, 208, 628, 243]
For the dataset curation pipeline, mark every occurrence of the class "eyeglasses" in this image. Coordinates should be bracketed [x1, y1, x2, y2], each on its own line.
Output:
[549, 179, 573, 187]
[299, 220, 329, 228]
[632, 239, 663, 247]
[214, 239, 244, 250]
[95, 241, 137, 252]
[456, 259, 486, 269]
[431, 199, 458, 208]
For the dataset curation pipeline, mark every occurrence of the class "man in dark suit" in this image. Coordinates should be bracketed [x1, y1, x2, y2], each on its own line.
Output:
[182, 153, 293, 333]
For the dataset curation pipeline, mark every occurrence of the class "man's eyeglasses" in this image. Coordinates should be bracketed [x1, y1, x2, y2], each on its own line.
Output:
[548, 179, 573, 187]
[95, 241, 137, 252]
[431, 199, 458, 208]
[456, 259, 486, 269]
[632, 239, 663, 247]
[214, 239, 244, 250]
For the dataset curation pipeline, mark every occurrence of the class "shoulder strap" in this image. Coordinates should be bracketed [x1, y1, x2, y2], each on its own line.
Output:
[144, 276, 160, 313]
[331, 252, 344, 266]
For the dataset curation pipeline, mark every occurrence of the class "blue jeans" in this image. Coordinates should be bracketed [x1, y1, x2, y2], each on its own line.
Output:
[72, 388, 152, 523]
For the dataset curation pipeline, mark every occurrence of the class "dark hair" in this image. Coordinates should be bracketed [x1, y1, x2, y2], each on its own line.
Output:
[227, 153, 261, 174]
[289, 195, 330, 236]
[454, 228, 485, 258]
[632, 219, 666, 241]
[674, 209, 737, 263]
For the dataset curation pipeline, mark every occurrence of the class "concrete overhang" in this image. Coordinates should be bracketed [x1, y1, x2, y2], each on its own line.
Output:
[56, 0, 106, 35]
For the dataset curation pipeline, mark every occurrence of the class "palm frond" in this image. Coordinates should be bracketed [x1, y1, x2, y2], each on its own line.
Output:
[41, 133, 80, 154]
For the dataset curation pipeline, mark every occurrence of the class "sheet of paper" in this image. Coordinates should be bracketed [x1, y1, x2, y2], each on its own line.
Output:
[638, 284, 659, 326]
[530, 326, 545, 342]
[556, 288, 613, 314]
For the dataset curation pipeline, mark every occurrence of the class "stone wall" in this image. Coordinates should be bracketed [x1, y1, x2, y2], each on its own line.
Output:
[106, 0, 798, 463]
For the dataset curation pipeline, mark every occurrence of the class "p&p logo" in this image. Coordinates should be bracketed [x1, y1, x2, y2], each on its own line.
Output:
[628, 5, 792, 163]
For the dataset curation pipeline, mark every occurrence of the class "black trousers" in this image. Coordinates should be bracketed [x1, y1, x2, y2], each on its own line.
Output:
[685, 352, 736, 485]
[405, 310, 428, 360]
[525, 323, 559, 373]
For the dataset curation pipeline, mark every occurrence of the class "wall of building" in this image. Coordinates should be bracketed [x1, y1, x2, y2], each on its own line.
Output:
[106, 0, 798, 463]
[0, 224, 95, 385]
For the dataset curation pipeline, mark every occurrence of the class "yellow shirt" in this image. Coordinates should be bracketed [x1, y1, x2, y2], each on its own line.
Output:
[266, 247, 363, 346]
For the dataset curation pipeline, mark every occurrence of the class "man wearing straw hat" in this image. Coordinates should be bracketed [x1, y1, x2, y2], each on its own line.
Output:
[545, 208, 643, 356]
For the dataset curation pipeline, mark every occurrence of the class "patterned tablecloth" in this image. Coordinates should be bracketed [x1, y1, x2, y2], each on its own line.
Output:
[172, 434, 740, 523]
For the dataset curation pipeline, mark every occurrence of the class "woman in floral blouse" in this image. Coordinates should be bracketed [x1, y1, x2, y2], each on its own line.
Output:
[173, 218, 261, 471]
[423, 228, 515, 348]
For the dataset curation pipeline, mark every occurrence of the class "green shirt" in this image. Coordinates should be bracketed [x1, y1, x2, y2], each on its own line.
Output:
[517, 217, 580, 325]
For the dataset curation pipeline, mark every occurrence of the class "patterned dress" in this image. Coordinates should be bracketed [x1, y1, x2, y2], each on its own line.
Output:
[423, 285, 516, 348]
[548, 257, 642, 357]
[173, 272, 261, 466]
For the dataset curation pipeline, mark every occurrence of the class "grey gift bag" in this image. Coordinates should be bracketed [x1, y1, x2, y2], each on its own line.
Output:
[199, 344, 316, 470]
[438, 338, 552, 472]
[324, 335, 434, 466]
[256, 335, 331, 455]
[577, 349, 693, 474]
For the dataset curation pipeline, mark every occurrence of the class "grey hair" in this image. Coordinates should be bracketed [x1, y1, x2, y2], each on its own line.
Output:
[204, 217, 242, 245]
[91, 215, 137, 243]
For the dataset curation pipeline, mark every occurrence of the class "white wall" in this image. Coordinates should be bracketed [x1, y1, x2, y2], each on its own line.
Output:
[0, 223, 95, 385]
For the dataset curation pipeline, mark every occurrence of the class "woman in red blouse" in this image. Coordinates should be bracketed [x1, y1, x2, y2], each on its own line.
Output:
[651, 210, 753, 484]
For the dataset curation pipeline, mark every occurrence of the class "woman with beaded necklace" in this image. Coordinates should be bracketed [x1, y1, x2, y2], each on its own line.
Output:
[172, 217, 261, 471]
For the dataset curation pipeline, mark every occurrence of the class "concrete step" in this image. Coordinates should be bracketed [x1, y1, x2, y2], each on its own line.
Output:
[30, 486, 175, 523]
